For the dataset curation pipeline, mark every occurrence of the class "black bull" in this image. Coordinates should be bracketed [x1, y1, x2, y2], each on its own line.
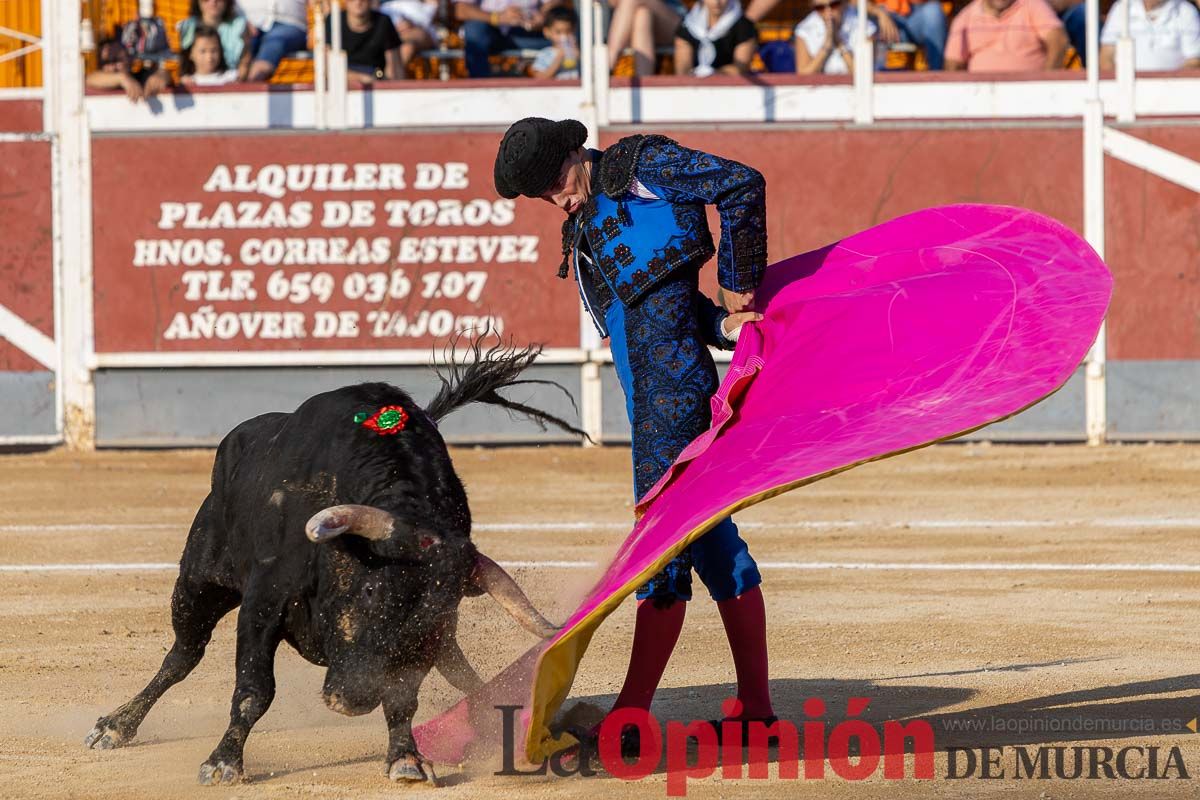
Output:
[84, 343, 582, 785]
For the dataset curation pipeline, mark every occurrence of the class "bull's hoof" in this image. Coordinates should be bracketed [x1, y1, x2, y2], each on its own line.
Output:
[84, 719, 133, 750]
[198, 759, 243, 785]
[387, 754, 439, 786]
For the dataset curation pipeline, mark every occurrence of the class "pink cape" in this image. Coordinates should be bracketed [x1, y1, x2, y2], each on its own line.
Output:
[414, 204, 1113, 764]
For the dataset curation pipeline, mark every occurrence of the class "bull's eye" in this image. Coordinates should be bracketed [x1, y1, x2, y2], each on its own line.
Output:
[362, 584, 375, 600]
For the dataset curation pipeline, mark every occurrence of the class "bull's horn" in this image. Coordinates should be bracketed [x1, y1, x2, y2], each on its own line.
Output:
[472, 553, 559, 639]
[306, 504, 396, 542]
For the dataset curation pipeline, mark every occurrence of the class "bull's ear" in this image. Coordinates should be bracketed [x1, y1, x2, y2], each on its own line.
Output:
[306, 505, 396, 543]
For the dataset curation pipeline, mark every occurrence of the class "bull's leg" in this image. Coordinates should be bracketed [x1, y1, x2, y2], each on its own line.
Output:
[384, 668, 439, 784]
[197, 594, 283, 786]
[85, 578, 240, 750]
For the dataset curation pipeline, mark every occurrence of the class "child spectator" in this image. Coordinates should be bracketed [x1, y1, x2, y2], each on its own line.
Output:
[85, 38, 171, 103]
[455, 0, 561, 77]
[531, 6, 581, 78]
[607, 0, 687, 77]
[379, 0, 439, 75]
[180, 24, 240, 85]
[178, 0, 251, 81]
[674, 0, 758, 76]
[794, 0, 876, 74]
[239, 0, 309, 81]
[1100, 0, 1200, 70]
[326, 0, 404, 82]
[945, 0, 1069, 71]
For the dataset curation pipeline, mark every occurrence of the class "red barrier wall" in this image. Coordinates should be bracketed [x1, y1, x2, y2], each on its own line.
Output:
[611, 125, 1197, 361]
[90, 123, 1199, 359]
[0, 99, 42, 133]
[91, 132, 579, 353]
[0, 140, 53, 371]
[1104, 126, 1200, 361]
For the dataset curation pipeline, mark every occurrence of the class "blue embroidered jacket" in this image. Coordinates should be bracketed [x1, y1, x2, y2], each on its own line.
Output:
[566, 134, 767, 333]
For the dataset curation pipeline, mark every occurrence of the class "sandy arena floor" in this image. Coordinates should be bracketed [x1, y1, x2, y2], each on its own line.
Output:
[1, 443, 1198, 799]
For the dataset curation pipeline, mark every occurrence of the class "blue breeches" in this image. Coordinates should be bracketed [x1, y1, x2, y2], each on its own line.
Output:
[604, 270, 762, 604]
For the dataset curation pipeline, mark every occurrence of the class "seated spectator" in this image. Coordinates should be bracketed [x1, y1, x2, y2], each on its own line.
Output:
[674, 0, 758, 76]
[178, 0, 251, 81]
[119, 1, 172, 61]
[380, 0, 439, 74]
[326, 0, 403, 82]
[1100, 0, 1200, 70]
[874, 0, 947, 68]
[532, 7, 582, 77]
[180, 24, 241, 85]
[607, 0, 687, 76]
[240, 0, 310, 81]
[85, 38, 171, 103]
[794, 0, 876, 74]
[945, 0, 1068, 71]
[454, 0, 561, 77]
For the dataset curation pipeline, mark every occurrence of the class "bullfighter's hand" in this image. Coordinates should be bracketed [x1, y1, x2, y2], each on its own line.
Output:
[719, 287, 756, 313]
[722, 311, 763, 343]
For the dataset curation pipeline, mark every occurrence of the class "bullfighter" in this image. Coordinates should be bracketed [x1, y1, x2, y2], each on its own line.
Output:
[492, 117, 776, 749]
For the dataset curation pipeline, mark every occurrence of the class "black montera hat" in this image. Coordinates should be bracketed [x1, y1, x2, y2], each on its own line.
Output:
[493, 117, 588, 199]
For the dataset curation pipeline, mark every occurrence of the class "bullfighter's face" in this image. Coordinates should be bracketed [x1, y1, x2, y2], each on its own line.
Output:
[539, 148, 592, 215]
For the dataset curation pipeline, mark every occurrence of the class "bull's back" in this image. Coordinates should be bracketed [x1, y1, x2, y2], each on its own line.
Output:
[179, 384, 471, 587]
[177, 412, 292, 587]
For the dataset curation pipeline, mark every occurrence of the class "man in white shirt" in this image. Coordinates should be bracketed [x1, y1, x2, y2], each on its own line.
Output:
[240, 0, 310, 80]
[1099, 0, 1200, 70]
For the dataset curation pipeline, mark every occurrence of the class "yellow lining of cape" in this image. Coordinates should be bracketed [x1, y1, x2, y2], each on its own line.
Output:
[522, 372, 1078, 763]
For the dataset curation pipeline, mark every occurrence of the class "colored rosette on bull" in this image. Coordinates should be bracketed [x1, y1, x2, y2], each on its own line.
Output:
[353, 405, 409, 436]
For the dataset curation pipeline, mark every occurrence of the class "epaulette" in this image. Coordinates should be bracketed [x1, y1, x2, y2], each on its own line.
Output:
[596, 134, 674, 198]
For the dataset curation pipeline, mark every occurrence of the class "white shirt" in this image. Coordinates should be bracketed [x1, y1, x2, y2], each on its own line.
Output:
[380, 0, 437, 36]
[1100, 0, 1200, 70]
[237, 0, 308, 32]
[631, 179, 659, 200]
[794, 7, 877, 74]
[190, 69, 240, 85]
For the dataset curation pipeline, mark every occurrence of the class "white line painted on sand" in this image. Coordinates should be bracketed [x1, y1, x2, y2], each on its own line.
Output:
[0, 523, 183, 532]
[2, 518, 1197, 535]
[756, 561, 1200, 573]
[3, 560, 1199, 574]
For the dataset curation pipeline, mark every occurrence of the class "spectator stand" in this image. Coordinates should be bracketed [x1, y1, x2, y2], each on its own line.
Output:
[0, 0, 43, 88]
[0, 0, 1177, 90]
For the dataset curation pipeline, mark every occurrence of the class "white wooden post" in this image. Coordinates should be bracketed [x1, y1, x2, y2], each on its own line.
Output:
[329, 0, 348, 129]
[314, 2, 328, 129]
[45, 0, 95, 449]
[1114, 0, 1135, 122]
[853, 0, 873, 124]
[1083, 0, 1106, 446]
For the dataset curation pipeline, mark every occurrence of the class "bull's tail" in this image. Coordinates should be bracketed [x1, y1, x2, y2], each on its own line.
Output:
[425, 334, 589, 440]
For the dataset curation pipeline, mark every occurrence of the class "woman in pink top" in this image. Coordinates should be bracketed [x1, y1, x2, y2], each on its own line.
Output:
[945, 0, 1068, 71]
